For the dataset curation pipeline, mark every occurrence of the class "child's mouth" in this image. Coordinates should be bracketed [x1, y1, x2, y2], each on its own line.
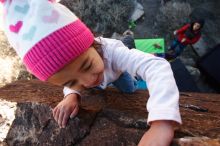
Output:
[87, 73, 103, 88]
[93, 74, 102, 86]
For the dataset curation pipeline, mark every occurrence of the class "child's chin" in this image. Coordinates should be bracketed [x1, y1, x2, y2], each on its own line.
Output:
[85, 85, 96, 89]
[89, 83, 100, 88]
[85, 83, 99, 88]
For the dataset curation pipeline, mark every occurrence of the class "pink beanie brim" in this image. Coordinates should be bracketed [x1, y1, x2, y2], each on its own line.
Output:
[23, 19, 94, 81]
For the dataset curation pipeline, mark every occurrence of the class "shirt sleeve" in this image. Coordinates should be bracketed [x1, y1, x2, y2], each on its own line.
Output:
[63, 86, 81, 98]
[110, 41, 182, 124]
[177, 24, 190, 34]
[189, 34, 201, 44]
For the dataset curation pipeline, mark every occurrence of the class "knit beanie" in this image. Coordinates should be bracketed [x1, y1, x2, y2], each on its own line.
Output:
[0, 0, 94, 81]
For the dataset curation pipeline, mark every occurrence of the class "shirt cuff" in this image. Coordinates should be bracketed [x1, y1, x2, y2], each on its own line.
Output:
[63, 87, 81, 98]
[147, 108, 182, 125]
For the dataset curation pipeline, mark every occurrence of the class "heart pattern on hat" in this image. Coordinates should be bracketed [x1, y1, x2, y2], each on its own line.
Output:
[9, 21, 23, 33]
[48, 0, 56, 3]
[42, 10, 59, 23]
[1, 0, 12, 4]
[0, 0, 5, 3]
[15, 4, 30, 14]
[8, 5, 59, 36]
[23, 26, 37, 41]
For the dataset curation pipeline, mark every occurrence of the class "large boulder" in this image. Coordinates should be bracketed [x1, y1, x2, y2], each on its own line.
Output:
[0, 80, 220, 145]
[60, 0, 135, 36]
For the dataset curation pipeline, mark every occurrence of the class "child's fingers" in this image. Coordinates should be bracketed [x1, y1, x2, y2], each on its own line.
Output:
[54, 108, 60, 123]
[58, 106, 64, 127]
[62, 113, 69, 128]
[70, 105, 79, 118]
[52, 107, 58, 118]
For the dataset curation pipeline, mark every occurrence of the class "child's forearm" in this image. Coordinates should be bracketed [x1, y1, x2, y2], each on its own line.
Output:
[138, 120, 174, 146]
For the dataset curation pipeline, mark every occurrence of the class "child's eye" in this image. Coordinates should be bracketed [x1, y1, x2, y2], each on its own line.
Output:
[83, 62, 93, 71]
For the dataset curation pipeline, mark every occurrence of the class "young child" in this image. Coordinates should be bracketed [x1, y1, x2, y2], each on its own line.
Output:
[166, 19, 205, 60]
[1, 0, 181, 145]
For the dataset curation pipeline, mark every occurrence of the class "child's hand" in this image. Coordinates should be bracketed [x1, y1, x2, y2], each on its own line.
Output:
[138, 121, 174, 146]
[181, 38, 186, 43]
[53, 93, 80, 128]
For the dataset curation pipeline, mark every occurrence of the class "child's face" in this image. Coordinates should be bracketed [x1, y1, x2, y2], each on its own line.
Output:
[193, 23, 201, 31]
[47, 47, 104, 90]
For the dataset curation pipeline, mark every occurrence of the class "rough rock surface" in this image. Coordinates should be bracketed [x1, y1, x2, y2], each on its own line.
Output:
[60, 0, 135, 36]
[0, 100, 16, 142]
[7, 103, 96, 146]
[0, 80, 220, 145]
[172, 137, 220, 146]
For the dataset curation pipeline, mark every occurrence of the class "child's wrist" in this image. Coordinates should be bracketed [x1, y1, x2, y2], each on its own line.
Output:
[65, 93, 80, 103]
[151, 120, 175, 130]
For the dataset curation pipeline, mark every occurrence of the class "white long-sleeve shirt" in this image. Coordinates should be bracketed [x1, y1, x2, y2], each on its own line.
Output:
[64, 37, 182, 124]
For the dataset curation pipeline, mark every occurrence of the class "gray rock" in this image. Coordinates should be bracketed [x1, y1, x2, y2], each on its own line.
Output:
[111, 32, 123, 40]
[130, 2, 145, 21]
[192, 37, 209, 57]
[77, 117, 145, 146]
[0, 100, 17, 142]
[185, 65, 201, 81]
[180, 57, 196, 67]
[60, 0, 135, 36]
[6, 102, 97, 146]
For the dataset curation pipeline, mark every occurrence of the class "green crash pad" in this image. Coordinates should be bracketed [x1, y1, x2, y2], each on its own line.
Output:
[134, 38, 165, 54]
